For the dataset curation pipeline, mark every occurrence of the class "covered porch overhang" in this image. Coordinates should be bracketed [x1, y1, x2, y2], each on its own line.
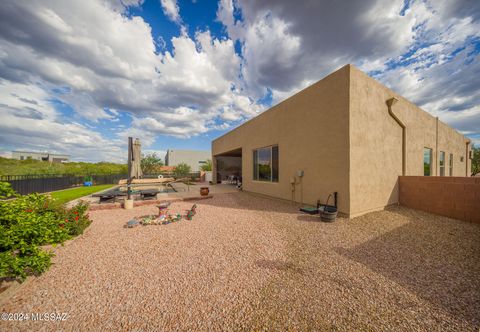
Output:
[213, 147, 242, 184]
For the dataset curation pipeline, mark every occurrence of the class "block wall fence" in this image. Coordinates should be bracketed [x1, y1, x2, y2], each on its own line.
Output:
[399, 176, 480, 223]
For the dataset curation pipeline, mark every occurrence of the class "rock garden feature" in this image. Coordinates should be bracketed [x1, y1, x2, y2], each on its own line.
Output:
[125, 202, 197, 227]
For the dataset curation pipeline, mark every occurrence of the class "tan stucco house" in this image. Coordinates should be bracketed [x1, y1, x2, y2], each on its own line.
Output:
[212, 64, 472, 217]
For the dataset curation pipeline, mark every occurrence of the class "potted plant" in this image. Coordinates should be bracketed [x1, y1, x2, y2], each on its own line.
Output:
[200, 187, 209, 196]
[319, 193, 338, 222]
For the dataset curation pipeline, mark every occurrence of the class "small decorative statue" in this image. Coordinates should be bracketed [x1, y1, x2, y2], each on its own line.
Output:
[185, 204, 197, 220]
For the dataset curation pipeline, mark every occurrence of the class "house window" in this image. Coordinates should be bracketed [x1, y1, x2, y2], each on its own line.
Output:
[253, 145, 279, 182]
[423, 148, 432, 176]
[198, 161, 207, 164]
[439, 151, 445, 176]
[449, 153, 453, 176]
[20, 156, 24, 160]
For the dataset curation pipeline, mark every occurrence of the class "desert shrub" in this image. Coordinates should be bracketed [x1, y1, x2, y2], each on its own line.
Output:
[200, 159, 212, 172]
[173, 162, 191, 178]
[141, 153, 164, 174]
[0, 194, 91, 280]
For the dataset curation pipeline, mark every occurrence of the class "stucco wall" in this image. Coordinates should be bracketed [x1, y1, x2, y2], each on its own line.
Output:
[349, 66, 471, 217]
[165, 149, 211, 172]
[212, 64, 471, 218]
[212, 65, 351, 214]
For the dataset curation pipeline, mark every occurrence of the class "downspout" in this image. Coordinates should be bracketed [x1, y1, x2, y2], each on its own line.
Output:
[466, 140, 470, 176]
[386, 97, 406, 175]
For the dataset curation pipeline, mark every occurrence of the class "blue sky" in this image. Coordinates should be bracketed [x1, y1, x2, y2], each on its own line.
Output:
[0, 0, 479, 162]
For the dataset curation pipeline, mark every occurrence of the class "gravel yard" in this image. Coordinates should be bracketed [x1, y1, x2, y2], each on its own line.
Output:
[1, 192, 479, 331]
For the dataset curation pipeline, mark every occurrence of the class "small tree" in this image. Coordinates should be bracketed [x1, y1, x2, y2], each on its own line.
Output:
[173, 163, 191, 178]
[141, 153, 163, 174]
[200, 159, 212, 172]
[472, 145, 480, 176]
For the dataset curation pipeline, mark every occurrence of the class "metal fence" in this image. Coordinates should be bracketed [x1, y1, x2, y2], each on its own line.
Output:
[0, 174, 127, 195]
[0, 172, 203, 195]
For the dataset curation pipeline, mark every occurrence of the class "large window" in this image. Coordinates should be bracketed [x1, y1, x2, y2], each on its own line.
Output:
[423, 148, 432, 176]
[439, 151, 445, 176]
[449, 153, 453, 176]
[253, 145, 279, 182]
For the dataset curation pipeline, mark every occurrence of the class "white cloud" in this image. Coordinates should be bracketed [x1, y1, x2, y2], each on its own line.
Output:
[160, 0, 181, 23]
[0, 0, 264, 161]
[0, 0, 478, 162]
[0, 80, 125, 162]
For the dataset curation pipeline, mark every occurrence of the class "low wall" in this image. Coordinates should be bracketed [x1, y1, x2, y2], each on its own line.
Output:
[399, 176, 480, 223]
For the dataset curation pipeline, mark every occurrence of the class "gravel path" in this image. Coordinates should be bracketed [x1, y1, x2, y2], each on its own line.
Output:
[1, 192, 479, 331]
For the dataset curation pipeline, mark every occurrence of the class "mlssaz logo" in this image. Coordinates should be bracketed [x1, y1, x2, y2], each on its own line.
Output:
[31, 313, 68, 321]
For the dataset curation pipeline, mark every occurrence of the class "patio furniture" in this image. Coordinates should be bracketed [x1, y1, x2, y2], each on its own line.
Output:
[139, 189, 159, 200]
[92, 188, 126, 203]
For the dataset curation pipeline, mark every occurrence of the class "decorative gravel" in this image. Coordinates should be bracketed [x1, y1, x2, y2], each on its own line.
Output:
[1, 192, 479, 331]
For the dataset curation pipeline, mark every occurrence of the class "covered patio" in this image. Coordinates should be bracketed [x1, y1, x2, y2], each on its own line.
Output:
[213, 147, 242, 185]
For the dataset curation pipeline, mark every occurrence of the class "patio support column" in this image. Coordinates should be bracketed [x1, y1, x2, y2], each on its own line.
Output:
[212, 156, 217, 185]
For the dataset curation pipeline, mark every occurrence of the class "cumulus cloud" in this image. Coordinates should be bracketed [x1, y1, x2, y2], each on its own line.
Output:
[0, 80, 125, 162]
[0, 0, 478, 161]
[0, 0, 263, 161]
[160, 0, 181, 23]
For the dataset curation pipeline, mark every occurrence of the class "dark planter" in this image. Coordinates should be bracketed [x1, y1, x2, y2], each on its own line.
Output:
[320, 206, 338, 222]
[200, 187, 209, 196]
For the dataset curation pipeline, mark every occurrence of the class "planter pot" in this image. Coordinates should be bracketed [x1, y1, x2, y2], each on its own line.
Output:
[84, 181, 93, 187]
[320, 206, 338, 222]
[200, 187, 209, 196]
[124, 199, 134, 210]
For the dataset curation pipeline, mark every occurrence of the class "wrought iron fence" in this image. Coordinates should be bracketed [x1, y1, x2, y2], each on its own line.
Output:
[0, 172, 203, 195]
[0, 174, 127, 195]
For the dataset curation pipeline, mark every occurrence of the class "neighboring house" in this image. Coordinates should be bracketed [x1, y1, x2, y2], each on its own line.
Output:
[11, 151, 70, 163]
[212, 64, 472, 218]
[164, 149, 211, 172]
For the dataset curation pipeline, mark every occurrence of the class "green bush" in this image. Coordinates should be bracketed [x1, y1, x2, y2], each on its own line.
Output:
[57, 201, 91, 236]
[0, 193, 91, 280]
[0, 182, 16, 199]
[200, 159, 212, 172]
[141, 153, 164, 174]
[0, 157, 128, 176]
[173, 162, 191, 178]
